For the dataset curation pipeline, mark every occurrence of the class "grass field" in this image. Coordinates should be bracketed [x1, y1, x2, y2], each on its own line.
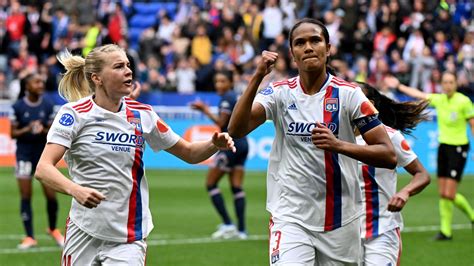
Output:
[0, 167, 472, 265]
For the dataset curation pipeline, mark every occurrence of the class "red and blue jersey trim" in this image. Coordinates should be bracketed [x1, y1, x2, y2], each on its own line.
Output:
[126, 108, 144, 242]
[362, 164, 379, 238]
[323, 85, 342, 231]
[72, 99, 93, 113]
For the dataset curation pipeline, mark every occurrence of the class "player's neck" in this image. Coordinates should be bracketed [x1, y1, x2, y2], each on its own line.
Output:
[299, 71, 328, 95]
[93, 94, 122, 113]
[26, 93, 40, 103]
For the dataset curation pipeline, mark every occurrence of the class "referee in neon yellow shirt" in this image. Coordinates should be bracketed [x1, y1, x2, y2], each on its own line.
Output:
[385, 72, 474, 240]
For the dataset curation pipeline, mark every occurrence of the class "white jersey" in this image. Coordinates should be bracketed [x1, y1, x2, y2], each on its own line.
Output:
[357, 126, 417, 239]
[48, 96, 180, 243]
[255, 74, 380, 232]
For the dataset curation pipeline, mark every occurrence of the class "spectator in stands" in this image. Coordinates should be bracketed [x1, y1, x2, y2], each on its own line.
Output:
[107, 3, 128, 45]
[260, 0, 283, 51]
[0, 71, 8, 99]
[175, 56, 196, 94]
[385, 72, 474, 241]
[10, 73, 64, 250]
[408, 46, 436, 90]
[51, 6, 69, 52]
[5, 1, 26, 59]
[191, 24, 212, 65]
[82, 20, 103, 57]
[34, 44, 235, 265]
[191, 70, 249, 240]
[156, 12, 176, 45]
[242, 2, 263, 50]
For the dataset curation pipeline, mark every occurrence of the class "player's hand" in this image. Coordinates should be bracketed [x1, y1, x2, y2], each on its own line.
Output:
[71, 185, 106, 209]
[212, 132, 236, 153]
[311, 122, 340, 151]
[387, 190, 409, 212]
[190, 100, 209, 113]
[128, 81, 142, 100]
[30, 120, 44, 135]
[256, 50, 278, 77]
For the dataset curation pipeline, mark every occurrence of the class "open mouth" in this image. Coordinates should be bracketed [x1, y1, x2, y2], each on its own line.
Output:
[124, 79, 133, 86]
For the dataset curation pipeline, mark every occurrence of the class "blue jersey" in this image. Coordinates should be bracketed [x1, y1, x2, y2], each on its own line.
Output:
[215, 90, 248, 169]
[11, 96, 54, 150]
[218, 91, 238, 133]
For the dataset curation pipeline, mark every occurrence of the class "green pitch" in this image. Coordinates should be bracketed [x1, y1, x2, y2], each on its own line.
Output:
[0, 167, 472, 265]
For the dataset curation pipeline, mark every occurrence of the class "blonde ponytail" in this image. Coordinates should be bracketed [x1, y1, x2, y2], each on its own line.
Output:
[57, 50, 92, 102]
[57, 44, 126, 102]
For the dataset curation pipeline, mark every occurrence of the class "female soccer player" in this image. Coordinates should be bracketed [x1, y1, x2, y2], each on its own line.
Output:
[385, 73, 474, 240]
[11, 73, 64, 249]
[229, 18, 397, 265]
[357, 83, 431, 265]
[191, 70, 249, 239]
[34, 44, 235, 265]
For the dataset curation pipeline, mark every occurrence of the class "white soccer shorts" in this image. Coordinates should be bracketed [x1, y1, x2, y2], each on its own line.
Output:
[362, 228, 401, 266]
[269, 217, 362, 265]
[62, 219, 147, 265]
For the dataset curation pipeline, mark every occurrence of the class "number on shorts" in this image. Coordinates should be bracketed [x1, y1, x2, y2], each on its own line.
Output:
[272, 230, 282, 252]
[16, 161, 32, 177]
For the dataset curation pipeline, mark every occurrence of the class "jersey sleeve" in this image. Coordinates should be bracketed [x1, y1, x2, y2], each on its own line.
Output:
[9, 102, 19, 125]
[427, 93, 440, 107]
[144, 111, 180, 152]
[254, 84, 278, 121]
[462, 97, 474, 120]
[349, 87, 382, 134]
[47, 104, 79, 149]
[391, 131, 417, 168]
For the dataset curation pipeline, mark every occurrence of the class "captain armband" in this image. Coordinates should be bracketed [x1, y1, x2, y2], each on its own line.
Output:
[353, 114, 381, 135]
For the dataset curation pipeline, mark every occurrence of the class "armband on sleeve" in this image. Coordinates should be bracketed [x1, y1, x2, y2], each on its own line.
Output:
[353, 114, 381, 134]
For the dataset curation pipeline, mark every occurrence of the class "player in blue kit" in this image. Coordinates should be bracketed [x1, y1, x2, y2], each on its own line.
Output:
[191, 70, 249, 239]
[10, 73, 65, 249]
[34, 44, 235, 265]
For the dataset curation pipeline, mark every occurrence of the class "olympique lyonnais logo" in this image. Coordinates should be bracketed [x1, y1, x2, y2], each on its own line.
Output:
[128, 117, 143, 133]
[271, 250, 280, 264]
[324, 98, 339, 112]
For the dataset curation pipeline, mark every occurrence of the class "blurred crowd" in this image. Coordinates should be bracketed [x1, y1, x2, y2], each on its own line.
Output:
[0, 0, 473, 102]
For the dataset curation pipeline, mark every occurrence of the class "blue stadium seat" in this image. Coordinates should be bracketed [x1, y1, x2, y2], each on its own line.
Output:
[129, 14, 157, 28]
[133, 2, 164, 15]
[128, 27, 145, 50]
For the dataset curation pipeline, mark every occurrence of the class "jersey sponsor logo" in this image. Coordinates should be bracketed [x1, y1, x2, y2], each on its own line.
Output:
[259, 86, 273, 95]
[324, 98, 339, 112]
[287, 103, 297, 110]
[287, 121, 337, 142]
[59, 113, 74, 126]
[94, 131, 145, 150]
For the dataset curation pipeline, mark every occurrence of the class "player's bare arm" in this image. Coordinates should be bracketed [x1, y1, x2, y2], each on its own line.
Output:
[388, 158, 430, 212]
[166, 132, 235, 164]
[35, 143, 106, 208]
[313, 123, 396, 169]
[228, 51, 277, 138]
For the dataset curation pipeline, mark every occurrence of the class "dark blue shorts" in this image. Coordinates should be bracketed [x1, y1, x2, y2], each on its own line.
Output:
[213, 138, 249, 171]
[15, 144, 44, 178]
